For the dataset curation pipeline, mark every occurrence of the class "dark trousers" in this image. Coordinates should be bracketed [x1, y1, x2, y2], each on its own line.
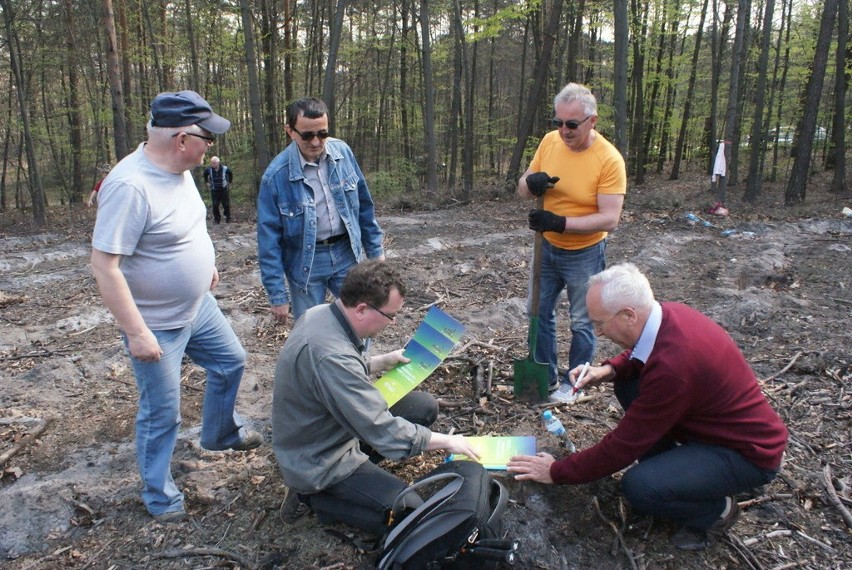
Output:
[211, 189, 230, 223]
[302, 391, 438, 534]
[615, 375, 777, 529]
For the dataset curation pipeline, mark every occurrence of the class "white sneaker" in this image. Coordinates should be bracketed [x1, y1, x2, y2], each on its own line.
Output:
[549, 384, 582, 404]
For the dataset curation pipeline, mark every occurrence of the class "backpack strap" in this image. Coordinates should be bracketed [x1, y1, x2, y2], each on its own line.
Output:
[485, 479, 508, 528]
[384, 473, 462, 545]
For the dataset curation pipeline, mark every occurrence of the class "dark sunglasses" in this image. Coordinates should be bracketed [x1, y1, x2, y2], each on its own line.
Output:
[172, 131, 216, 144]
[550, 115, 593, 130]
[291, 127, 331, 141]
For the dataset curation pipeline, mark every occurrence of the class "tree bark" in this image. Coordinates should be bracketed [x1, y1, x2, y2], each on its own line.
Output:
[1, 0, 47, 225]
[784, 0, 838, 204]
[743, 0, 776, 202]
[239, 0, 270, 190]
[322, 0, 347, 132]
[613, 0, 629, 155]
[829, 0, 847, 193]
[184, 0, 200, 92]
[715, 0, 749, 207]
[506, 0, 565, 188]
[64, 0, 83, 203]
[101, 0, 131, 160]
[419, 0, 439, 194]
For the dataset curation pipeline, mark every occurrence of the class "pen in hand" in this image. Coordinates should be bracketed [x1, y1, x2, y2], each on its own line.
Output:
[572, 362, 590, 394]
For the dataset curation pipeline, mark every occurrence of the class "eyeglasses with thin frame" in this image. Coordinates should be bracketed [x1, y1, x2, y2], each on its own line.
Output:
[366, 303, 397, 322]
[172, 131, 216, 145]
[550, 115, 593, 130]
[291, 127, 331, 142]
[592, 309, 622, 332]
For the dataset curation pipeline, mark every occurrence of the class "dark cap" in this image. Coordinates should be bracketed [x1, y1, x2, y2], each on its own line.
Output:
[149, 90, 231, 134]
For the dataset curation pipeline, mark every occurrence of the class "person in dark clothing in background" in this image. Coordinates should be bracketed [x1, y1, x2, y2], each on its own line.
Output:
[203, 155, 232, 223]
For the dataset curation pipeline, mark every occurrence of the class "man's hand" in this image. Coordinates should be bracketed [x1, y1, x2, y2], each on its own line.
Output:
[525, 172, 560, 197]
[528, 209, 566, 233]
[270, 304, 291, 324]
[507, 452, 556, 484]
[126, 329, 163, 362]
[369, 349, 410, 374]
[569, 363, 615, 391]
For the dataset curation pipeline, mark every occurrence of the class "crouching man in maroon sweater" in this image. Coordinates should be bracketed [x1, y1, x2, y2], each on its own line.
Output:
[508, 262, 787, 550]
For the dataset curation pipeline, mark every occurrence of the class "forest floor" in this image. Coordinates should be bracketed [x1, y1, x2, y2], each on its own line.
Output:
[0, 170, 851, 570]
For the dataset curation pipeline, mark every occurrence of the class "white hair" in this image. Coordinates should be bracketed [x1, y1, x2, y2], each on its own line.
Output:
[146, 120, 205, 142]
[553, 83, 598, 116]
[589, 262, 655, 314]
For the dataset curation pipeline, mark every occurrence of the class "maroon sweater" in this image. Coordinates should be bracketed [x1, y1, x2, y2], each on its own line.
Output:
[550, 302, 788, 484]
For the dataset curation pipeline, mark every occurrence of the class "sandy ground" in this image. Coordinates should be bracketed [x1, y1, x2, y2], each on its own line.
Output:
[1, 172, 850, 569]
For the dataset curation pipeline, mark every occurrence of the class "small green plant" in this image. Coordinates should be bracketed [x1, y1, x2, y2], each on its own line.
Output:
[366, 159, 420, 198]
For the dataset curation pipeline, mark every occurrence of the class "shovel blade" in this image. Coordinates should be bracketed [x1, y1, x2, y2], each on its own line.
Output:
[514, 315, 550, 403]
[513, 357, 550, 403]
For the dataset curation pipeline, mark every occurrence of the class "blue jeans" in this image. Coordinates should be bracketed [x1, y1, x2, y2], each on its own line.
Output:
[126, 293, 248, 516]
[289, 238, 358, 320]
[530, 239, 606, 384]
[616, 374, 777, 529]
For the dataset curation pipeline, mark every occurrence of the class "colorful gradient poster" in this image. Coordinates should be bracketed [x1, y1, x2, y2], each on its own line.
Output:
[448, 436, 537, 470]
[375, 306, 465, 406]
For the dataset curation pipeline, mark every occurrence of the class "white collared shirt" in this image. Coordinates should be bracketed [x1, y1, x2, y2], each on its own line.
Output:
[631, 301, 662, 364]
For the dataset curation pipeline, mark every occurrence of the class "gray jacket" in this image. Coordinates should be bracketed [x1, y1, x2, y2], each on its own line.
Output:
[272, 301, 431, 494]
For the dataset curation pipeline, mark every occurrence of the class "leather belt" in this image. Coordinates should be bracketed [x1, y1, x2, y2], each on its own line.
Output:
[316, 233, 348, 246]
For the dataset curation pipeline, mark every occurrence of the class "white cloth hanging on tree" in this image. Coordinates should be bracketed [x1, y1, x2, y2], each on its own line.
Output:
[711, 142, 727, 182]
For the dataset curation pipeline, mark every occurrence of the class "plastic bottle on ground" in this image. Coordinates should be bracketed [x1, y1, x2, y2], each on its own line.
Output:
[542, 410, 576, 453]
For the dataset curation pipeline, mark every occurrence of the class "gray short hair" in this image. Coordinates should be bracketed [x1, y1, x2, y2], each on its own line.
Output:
[146, 120, 206, 141]
[589, 262, 654, 314]
[554, 83, 598, 116]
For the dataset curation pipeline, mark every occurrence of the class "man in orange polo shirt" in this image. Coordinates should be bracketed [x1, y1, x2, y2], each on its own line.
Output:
[517, 82, 627, 403]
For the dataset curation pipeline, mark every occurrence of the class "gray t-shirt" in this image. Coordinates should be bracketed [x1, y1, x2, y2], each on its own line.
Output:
[92, 143, 215, 329]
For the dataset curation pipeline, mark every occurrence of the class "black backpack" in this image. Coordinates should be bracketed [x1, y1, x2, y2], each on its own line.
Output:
[376, 460, 518, 569]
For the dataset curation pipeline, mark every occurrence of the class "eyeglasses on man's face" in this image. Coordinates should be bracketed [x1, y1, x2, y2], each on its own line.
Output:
[592, 309, 622, 332]
[291, 127, 331, 142]
[550, 115, 593, 130]
[173, 131, 216, 145]
[367, 303, 397, 322]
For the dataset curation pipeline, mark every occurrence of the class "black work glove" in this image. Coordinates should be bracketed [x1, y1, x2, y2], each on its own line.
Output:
[525, 172, 560, 197]
[528, 209, 566, 233]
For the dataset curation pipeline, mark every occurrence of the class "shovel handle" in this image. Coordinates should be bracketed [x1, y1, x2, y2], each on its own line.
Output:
[530, 196, 544, 315]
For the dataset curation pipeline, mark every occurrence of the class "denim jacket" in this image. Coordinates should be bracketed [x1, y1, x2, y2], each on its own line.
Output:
[257, 139, 384, 305]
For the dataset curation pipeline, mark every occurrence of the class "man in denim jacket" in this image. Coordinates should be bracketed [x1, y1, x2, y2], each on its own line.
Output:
[257, 97, 385, 324]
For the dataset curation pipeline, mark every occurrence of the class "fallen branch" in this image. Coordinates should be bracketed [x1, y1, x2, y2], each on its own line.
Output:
[152, 547, 254, 569]
[0, 417, 50, 468]
[822, 464, 852, 529]
[591, 496, 637, 570]
[723, 533, 765, 570]
[794, 529, 836, 552]
[738, 493, 793, 508]
[742, 529, 793, 546]
[761, 351, 802, 383]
